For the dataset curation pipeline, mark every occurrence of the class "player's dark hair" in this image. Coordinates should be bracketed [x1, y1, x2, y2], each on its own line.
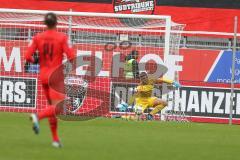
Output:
[131, 50, 138, 56]
[125, 50, 139, 61]
[44, 12, 57, 28]
[140, 71, 148, 77]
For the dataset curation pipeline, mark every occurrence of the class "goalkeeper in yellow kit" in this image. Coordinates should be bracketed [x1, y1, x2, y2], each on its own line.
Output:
[129, 72, 181, 120]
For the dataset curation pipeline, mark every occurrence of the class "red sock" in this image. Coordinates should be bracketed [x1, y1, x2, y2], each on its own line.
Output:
[38, 105, 56, 120]
[48, 116, 59, 142]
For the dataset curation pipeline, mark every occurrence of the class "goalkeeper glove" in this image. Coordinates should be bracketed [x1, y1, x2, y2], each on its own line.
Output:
[118, 103, 128, 112]
[173, 81, 181, 88]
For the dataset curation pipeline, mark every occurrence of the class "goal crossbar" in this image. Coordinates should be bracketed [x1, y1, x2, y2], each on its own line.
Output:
[0, 8, 171, 20]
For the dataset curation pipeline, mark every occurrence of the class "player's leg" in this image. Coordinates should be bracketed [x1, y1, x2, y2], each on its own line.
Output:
[30, 113, 40, 134]
[46, 89, 65, 148]
[134, 97, 150, 120]
[29, 84, 51, 134]
[150, 98, 167, 115]
[36, 84, 59, 120]
[137, 97, 153, 120]
[30, 83, 64, 148]
[47, 108, 62, 148]
[36, 82, 65, 120]
[47, 81, 65, 147]
[32, 98, 64, 148]
[147, 97, 167, 120]
[48, 116, 59, 141]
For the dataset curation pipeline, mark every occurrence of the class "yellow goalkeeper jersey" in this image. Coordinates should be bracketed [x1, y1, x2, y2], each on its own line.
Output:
[136, 79, 155, 98]
[136, 78, 173, 98]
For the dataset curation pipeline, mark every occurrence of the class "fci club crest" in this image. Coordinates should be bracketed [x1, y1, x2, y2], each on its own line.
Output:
[64, 76, 88, 113]
[114, 0, 155, 14]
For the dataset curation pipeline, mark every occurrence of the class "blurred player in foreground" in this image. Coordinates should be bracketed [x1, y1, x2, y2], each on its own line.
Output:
[25, 13, 75, 148]
[128, 72, 181, 120]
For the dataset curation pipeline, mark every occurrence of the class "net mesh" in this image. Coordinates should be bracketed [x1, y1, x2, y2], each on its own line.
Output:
[0, 10, 184, 120]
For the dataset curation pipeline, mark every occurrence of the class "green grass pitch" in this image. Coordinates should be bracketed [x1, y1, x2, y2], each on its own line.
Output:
[0, 112, 240, 160]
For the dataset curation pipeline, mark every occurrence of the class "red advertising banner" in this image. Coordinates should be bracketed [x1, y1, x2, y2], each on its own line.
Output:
[0, 40, 48, 113]
[1, 40, 240, 123]
[0, 0, 240, 33]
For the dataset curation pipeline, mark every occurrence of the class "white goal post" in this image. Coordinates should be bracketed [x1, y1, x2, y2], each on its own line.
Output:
[0, 8, 184, 119]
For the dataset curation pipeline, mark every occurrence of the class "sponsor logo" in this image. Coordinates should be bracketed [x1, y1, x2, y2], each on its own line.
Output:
[171, 86, 240, 118]
[114, 0, 155, 14]
[111, 84, 240, 118]
[74, 50, 182, 79]
[0, 76, 37, 108]
[0, 46, 22, 72]
[205, 51, 240, 83]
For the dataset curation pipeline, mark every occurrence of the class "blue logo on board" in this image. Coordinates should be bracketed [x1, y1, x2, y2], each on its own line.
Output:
[207, 51, 240, 83]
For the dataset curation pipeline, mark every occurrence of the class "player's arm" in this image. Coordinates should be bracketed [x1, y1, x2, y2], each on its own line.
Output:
[24, 37, 39, 73]
[128, 93, 138, 105]
[127, 87, 141, 105]
[25, 36, 38, 63]
[155, 77, 181, 88]
[63, 36, 75, 60]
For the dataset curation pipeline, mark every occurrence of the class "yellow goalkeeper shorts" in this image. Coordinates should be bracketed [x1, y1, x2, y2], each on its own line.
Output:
[135, 97, 157, 111]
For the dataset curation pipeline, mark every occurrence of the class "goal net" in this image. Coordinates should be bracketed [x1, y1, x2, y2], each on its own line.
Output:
[0, 9, 184, 120]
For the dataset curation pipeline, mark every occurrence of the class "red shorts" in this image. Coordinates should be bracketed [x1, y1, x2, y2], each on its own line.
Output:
[42, 81, 65, 101]
[41, 68, 65, 101]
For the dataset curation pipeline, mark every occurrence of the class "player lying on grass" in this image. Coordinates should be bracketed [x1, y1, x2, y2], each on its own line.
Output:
[128, 71, 181, 120]
[25, 12, 75, 148]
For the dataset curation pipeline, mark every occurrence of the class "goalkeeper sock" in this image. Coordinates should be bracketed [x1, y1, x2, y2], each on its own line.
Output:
[48, 116, 59, 142]
[150, 104, 165, 115]
[38, 105, 56, 120]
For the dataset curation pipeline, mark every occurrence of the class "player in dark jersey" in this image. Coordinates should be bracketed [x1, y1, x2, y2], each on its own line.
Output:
[25, 13, 75, 148]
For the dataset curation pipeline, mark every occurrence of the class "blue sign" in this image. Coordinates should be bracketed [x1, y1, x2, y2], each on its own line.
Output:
[207, 51, 240, 83]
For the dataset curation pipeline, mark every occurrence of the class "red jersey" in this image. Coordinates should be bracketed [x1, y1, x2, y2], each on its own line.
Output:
[25, 29, 75, 84]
